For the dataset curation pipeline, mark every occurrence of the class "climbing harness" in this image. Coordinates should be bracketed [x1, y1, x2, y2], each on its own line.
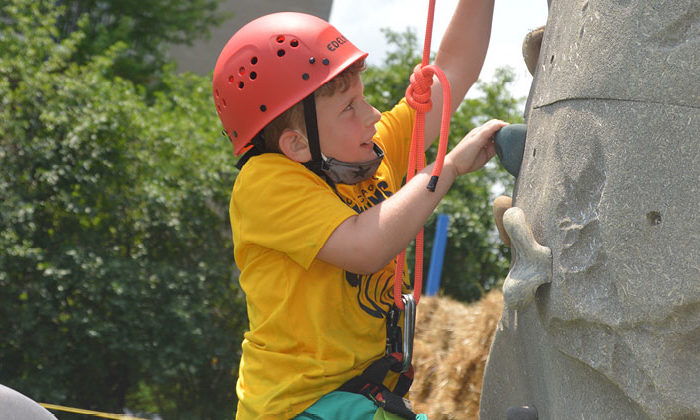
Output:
[338, 352, 417, 419]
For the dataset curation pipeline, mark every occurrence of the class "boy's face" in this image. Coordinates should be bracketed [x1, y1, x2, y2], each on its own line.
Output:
[315, 74, 382, 163]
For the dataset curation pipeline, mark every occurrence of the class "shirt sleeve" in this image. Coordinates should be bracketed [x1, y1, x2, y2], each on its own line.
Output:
[231, 155, 358, 270]
[373, 98, 416, 184]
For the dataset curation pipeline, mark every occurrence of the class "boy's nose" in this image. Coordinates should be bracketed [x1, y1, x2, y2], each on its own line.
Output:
[366, 105, 381, 127]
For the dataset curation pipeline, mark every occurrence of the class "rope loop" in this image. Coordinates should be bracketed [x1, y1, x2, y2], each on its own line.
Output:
[405, 64, 434, 113]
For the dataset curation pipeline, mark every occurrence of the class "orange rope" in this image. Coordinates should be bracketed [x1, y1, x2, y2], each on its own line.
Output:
[394, 0, 452, 310]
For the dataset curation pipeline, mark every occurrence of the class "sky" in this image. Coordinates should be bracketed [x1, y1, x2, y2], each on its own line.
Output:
[329, 0, 549, 100]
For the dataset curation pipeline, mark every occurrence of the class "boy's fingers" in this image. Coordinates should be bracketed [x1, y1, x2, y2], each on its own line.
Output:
[484, 119, 509, 134]
[475, 120, 508, 147]
[469, 120, 507, 141]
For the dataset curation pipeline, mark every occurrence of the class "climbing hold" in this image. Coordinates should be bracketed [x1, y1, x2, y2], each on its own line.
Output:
[494, 124, 528, 177]
[522, 25, 545, 76]
[502, 207, 552, 311]
[493, 195, 513, 247]
[507, 405, 539, 420]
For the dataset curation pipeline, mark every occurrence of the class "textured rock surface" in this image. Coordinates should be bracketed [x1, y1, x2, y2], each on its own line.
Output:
[0, 385, 57, 420]
[480, 0, 700, 419]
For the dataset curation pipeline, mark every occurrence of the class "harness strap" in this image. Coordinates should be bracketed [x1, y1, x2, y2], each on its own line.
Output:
[338, 353, 417, 419]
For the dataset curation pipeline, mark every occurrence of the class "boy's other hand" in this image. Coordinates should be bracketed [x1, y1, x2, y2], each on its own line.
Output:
[446, 119, 509, 176]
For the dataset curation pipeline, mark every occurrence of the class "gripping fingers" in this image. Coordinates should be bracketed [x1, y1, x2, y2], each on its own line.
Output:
[482, 119, 509, 139]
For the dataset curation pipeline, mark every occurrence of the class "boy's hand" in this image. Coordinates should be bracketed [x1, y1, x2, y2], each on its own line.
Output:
[446, 119, 509, 176]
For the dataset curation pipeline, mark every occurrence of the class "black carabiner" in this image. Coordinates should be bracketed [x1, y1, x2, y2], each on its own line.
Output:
[385, 305, 402, 355]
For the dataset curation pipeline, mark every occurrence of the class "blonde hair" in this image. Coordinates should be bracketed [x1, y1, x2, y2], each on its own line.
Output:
[261, 59, 366, 152]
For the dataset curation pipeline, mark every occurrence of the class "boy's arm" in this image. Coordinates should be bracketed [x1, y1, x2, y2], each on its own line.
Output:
[316, 119, 506, 274]
[423, 0, 496, 147]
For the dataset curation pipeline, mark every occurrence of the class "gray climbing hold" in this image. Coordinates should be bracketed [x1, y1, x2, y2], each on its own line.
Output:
[502, 207, 552, 310]
[507, 405, 539, 420]
[494, 124, 528, 177]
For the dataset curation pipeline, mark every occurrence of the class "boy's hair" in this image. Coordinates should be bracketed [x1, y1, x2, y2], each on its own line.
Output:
[261, 59, 366, 153]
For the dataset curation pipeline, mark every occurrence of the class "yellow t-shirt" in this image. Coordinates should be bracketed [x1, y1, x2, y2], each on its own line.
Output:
[230, 99, 416, 419]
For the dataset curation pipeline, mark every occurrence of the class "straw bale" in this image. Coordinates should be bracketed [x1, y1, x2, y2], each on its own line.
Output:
[410, 290, 503, 419]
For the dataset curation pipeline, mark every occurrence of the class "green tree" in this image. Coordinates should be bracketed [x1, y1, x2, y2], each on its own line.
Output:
[0, 1, 243, 418]
[363, 28, 525, 302]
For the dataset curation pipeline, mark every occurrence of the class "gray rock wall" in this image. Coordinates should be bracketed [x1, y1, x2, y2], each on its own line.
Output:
[480, 0, 700, 419]
[0, 385, 57, 420]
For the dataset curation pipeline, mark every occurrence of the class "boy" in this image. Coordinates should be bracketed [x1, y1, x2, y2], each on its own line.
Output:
[212, 3, 506, 419]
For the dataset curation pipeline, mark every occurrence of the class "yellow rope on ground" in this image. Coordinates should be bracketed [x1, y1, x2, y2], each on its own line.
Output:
[39, 403, 148, 420]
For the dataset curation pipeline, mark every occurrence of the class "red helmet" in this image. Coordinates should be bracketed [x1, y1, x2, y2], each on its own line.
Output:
[213, 12, 368, 155]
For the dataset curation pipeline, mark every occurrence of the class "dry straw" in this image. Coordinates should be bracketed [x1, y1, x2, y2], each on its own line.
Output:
[411, 290, 503, 419]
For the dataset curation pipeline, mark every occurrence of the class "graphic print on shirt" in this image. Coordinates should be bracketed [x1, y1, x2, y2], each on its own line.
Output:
[341, 179, 410, 318]
[340, 180, 393, 213]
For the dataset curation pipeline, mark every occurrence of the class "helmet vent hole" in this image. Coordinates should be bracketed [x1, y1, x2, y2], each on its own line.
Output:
[222, 98, 227, 106]
[302, 73, 309, 80]
[228, 75, 234, 83]
[239, 66, 245, 75]
[260, 105, 267, 112]
[215, 89, 220, 97]
[322, 58, 330, 65]
[276, 35, 285, 43]
[232, 130, 238, 138]
[238, 81, 244, 89]
[250, 72, 257, 80]
[277, 49, 286, 57]
[290, 39, 299, 48]
[251, 56, 258, 65]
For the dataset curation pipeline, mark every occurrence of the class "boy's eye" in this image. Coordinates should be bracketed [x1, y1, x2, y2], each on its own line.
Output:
[343, 102, 354, 112]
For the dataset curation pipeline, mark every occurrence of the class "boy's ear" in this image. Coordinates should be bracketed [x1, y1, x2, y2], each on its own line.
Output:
[278, 130, 311, 163]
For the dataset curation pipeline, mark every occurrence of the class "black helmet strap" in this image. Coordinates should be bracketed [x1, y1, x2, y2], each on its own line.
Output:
[235, 132, 266, 170]
[302, 93, 327, 177]
[237, 92, 330, 184]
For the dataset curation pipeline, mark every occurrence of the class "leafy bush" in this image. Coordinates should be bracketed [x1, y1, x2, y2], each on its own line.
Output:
[0, 1, 244, 418]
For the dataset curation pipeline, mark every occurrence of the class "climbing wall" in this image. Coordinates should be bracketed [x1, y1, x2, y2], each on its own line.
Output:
[479, 0, 700, 419]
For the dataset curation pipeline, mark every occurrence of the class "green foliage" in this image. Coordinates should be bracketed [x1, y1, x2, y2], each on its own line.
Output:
[363, 29, 525, 302]
[363, 28, 422, 112]
[0, 1, 244, 418]
[54, 0, 227, 86]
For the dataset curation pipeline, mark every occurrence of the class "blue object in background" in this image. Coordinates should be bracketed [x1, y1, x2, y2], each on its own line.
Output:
[426, 214, 450, 296]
